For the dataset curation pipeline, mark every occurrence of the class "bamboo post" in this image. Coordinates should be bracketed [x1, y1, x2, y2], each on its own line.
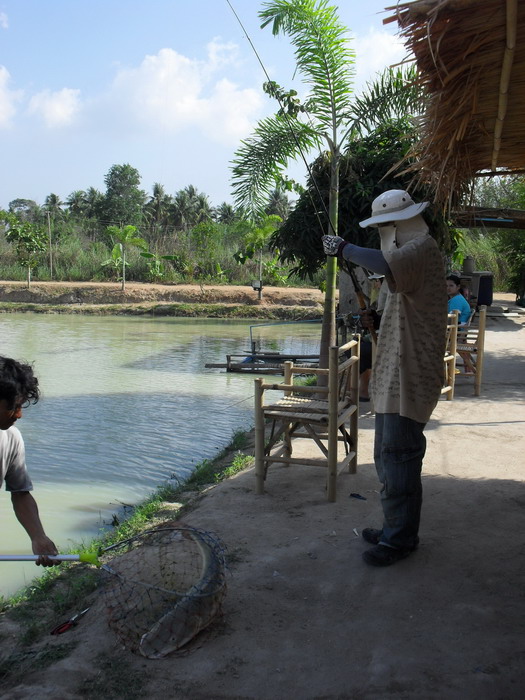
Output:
[475, 306, 487, 396]
[445, 310, 459, 400]
[283, 361, 293, 460]
[283, 361, 293, 396]
[254, 378, 266, 494]
[327, 345, 338, 502]
[349, 337, 359, 473]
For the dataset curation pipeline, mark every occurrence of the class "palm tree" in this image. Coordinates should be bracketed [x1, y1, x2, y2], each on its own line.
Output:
[85, 187, 104, 221]
[66, 190, 88, 218]
[194, 192, 213, 224]
[348, 66, 422, 137]
[43, 193, 64, 220]
[214, 202, 237, 224]
[144, 183, 173, 239]
[171, 189, 194, 230]
[265, 188, 292, 220]
[171, 185, 213, 229]
[231, 0, 355, 370]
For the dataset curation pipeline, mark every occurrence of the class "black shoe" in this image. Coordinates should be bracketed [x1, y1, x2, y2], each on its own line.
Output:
[362, 544, 413, 567]
[362, 528, 382, 545]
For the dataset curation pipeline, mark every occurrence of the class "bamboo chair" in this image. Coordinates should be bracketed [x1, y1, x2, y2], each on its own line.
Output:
[442, 309, 459, 400]
[455, 305, 487, 396]
[254, 338, 360, 503]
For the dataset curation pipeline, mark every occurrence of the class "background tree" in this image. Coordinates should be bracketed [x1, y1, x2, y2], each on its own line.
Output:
[144, 183, 173, 243]
[214, 202, 238, 225]
[231, 0, 355, 369]
[8, 198, 42, 224]
[101, 164, 146, 228]
[265, 188, 292, 220]
[234, 214, 283, 298]
[43, 193, 64, 220]
[171, 185, 213, 230]
[104, 224, 148, 290]
[468, 176, 525, 303]
[85, 187, 104, 220]
[66, 190, 88, 219]
[0, 210, 48, 287]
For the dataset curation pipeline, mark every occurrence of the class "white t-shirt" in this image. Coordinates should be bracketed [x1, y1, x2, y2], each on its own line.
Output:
[0, 426, 33, 492]
[370, 233, 448, 423]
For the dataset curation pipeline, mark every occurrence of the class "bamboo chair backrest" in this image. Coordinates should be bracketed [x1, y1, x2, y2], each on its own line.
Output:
[457, 305, 487, 348]
[455, 305, 487, 396]
[445, 310, 459, 354]
[284, 337, 359, 404]
[442, 310, 459, 400]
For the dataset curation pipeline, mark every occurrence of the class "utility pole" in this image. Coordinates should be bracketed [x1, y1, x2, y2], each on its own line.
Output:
[258, 248, 263, 301]
[46, 211, 53, 279]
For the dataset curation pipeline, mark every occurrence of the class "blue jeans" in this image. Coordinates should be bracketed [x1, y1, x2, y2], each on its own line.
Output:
[373, 413, 427, 551]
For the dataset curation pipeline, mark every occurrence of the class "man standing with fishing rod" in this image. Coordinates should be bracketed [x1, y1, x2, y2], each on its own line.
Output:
[323, 190, 447, 567]
[0, 356, 58, 567]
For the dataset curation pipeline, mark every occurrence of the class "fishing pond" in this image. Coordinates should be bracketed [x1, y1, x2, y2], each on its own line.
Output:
[0, 313, 321, 596]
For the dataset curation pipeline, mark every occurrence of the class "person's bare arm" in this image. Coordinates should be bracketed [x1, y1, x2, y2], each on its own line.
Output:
[11, 491, 58, 566]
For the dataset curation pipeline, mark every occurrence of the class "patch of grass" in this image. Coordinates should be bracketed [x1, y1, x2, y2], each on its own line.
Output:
[77, 653, 149, 699]
[7, 566, 99, 617]
[0, 642, 77, 682]
[0, 301, 322, 320]
[217, 452, 254, 482]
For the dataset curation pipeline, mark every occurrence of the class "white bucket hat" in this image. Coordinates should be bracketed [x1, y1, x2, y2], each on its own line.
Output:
[359, 189, 429, 228]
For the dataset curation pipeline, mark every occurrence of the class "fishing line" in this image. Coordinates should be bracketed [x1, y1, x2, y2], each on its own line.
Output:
[225, 0, 335, 237]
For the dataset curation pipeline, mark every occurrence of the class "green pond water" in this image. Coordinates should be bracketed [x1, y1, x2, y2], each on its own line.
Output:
[0, 313, 321, 596]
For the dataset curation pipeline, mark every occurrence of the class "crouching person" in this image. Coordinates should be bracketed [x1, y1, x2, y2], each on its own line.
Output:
[0, 356, 58, 566]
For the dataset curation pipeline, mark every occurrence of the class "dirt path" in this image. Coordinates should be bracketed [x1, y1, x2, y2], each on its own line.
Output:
[0, 293, 524, 699]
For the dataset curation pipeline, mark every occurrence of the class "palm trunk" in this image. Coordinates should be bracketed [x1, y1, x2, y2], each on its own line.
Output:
[121, 248, 126, 291]
[318, 153, 340, 376]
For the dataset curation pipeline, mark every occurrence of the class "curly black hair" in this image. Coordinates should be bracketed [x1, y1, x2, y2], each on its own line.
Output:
[0, 356, 40, 409]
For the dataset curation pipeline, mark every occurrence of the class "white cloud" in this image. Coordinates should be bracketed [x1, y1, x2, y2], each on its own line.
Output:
[199, 77, 263, 145]
[0, 66, 22, 127]
[28, 87, 81, 127]
[108, 43, 263, 145]
[205, 37, 240, 72]
[354, 28, 409, 94]
[0, 12, 8, 30]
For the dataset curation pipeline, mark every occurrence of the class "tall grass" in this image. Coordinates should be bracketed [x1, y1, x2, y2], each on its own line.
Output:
[455, 229, 508, 291]
[0, 230, 313, 287]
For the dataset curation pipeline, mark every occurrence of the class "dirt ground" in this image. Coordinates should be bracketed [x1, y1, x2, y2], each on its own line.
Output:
[0, 290, 524, 699]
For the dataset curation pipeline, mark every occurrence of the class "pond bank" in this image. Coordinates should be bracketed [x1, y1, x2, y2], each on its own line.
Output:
[0, 281, 325, 319]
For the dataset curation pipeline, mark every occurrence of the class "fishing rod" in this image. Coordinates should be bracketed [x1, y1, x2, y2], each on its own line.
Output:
[344, 262, 378, 344]
[0, 552, 101, 566]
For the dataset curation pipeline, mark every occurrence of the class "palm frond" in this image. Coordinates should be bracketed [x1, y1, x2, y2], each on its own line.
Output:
[231, 114, 321, 219]
[259, 0, 354, 134]
[348, 66, 423, 136]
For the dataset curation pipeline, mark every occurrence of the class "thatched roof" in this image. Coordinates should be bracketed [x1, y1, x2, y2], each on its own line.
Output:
[384, 0, 525, 205]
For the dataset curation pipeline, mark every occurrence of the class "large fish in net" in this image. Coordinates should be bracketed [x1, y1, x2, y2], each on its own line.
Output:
[101, 526, 227, 658]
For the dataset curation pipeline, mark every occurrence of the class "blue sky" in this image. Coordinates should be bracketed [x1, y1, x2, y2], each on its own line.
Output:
[0, 1, 408, 210]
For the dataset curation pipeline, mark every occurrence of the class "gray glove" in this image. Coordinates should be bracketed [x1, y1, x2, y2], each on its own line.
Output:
[322, 235, 348, 257]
